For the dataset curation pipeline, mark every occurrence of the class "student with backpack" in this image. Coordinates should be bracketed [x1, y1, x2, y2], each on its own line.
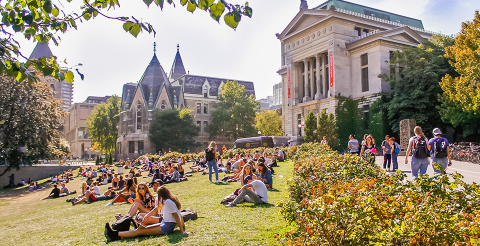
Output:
[428, 128, 452, 174]
[405, 126, 430, 178]
[206, 141, 220, 183]
[389, 137, 401, 171]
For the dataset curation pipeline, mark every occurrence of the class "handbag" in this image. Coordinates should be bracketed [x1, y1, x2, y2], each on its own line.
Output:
[394, 143, 400, 154]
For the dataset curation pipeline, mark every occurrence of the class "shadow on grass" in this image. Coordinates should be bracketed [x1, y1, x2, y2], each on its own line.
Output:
[0, 179, 54, 199]
[213, 182, 230, 186]
[119, 230, 189, 244]
[235, 203, 276, 208]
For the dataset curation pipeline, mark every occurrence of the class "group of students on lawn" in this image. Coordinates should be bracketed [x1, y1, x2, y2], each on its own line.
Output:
[39, 141, 284, 242]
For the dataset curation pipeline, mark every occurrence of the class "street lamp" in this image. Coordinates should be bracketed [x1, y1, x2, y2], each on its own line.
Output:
[258, 131, 261, 136]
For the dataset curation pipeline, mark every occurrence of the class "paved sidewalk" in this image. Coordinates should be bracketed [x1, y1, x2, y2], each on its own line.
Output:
[375, 155, 480, 184]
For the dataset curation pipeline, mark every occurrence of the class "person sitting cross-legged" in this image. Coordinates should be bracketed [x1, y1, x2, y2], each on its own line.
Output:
[104, 186, 189, 242]
[226, 178, 268, 207]
[115, 182, 155, 220]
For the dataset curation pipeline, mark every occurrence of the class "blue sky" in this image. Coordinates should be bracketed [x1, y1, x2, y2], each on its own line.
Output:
[17, 0, 479, 103]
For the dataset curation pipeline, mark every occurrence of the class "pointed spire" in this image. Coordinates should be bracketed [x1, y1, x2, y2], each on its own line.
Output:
[29, 42, 54, 59]
[169, 44, 186, 81]
[300, 0, 308, 10]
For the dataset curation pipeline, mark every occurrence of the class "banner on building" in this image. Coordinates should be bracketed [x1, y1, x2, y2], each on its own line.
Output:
[329, 54, 334, 87]
[288, 69, 291, 98]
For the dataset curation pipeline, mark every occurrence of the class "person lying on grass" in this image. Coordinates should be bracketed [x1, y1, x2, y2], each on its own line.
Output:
[104, 186, 189, 242]
[114, 182, 155, 220]
[71, 182, 115, 205]
[105, 178, 137, 206]
[226, 178, 268, 207]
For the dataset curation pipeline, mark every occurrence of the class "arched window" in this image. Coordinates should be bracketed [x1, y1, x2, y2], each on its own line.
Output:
[50, 84, 55, 91]
[136, 104, 142, 130]
[203, 85, 208, 98]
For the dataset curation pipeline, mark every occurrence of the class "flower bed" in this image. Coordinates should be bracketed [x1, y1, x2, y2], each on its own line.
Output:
[280, 143, 480, 245]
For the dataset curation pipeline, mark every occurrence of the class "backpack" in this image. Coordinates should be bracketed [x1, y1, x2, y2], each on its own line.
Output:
[434, 138, 448, 158]
[205, 148, 215, 162]
[413, 136, 429, 159]
[181, 209, 198, 222]
[111, 215, 133, 231]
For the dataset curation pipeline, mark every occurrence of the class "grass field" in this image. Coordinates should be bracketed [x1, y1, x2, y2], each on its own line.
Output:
[0, 160, 294, 245]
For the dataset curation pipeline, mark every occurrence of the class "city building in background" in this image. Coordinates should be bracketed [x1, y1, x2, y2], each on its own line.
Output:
[277, 0, 435, 144]
[63, 96, 111, 159]
[29, 42, 74, 111]
[116, 44, 255, 160]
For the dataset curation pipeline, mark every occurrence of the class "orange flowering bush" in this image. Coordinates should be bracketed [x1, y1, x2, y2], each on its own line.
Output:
[281, 143, 480, 245]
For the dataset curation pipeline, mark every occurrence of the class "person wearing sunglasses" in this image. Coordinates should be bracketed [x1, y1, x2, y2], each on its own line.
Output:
[116, 182, 155, 219]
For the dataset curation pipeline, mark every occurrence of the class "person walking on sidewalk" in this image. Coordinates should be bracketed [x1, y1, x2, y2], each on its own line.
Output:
[206, 141, 220, 183]
[428, 128, 451, 174]
[382, 135, 392, 170]
[405, 126, 430, 178]
[389, 137, 401, 171]
[348, 134, 360, 155]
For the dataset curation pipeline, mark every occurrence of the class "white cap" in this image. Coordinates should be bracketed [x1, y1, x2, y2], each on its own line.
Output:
[433, 128, 442, 136]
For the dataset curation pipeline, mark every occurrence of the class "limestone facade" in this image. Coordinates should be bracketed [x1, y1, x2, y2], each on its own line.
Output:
[277, 0, 435, 144]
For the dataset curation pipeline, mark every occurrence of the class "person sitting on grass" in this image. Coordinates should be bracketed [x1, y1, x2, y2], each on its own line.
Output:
[226, 179, 268, 207]
[239, 162, 257, 186]
[42, 184, 60, 200]
[115, 182, 156, 220]
[59, 182, 76, 196]
[72, 182, 105, 205]
[104, 186, 188, 242]
[163, 166, 181, 184]
[105, 179, 137, 206]
[255, 163, 273, 189]
[151, 168, 165, 186]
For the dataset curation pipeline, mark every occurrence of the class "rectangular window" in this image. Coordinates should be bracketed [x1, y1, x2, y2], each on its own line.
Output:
[354, 27, 361, 36]
[138, 141, 144, 154]
[363, 105, 370, 130]
[118, 142, 122, 154]
[204, 104, 208, 114]
[197, 103, 201, 114]
[389, 51, 395, 78]
[362, 29, 369, 36]
[197, 121, 201, 131]
[129, 141, 135, 153]
[203, 121, 208, 132]
[78, 131, 83, 138]
[361, 54, 369, 92]
[297, 114, 302, 137]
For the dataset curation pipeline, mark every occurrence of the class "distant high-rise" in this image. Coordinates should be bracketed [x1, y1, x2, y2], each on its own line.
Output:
[29, 42, 73, 111]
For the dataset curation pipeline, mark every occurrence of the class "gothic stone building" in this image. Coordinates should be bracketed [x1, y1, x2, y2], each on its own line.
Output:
[277, 0, 436, 144]
[116, 46, 255, 160]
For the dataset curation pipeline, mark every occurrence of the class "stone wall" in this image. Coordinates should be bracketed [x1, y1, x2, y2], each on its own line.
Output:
[0, 165, 81, 187]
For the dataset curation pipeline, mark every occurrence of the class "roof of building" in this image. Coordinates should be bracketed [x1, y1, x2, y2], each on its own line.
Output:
[83, 96, 111, 103]
[138, 54, 171, 107]
[168, 45, 187, 81]
[29, 42, 54, 59]
[176, 74, 255, 97]
[314, 0, 424, 29]
[122, 83, 137, 106]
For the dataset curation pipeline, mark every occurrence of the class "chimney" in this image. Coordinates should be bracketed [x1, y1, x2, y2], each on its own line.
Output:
[300, 0, 308, 10]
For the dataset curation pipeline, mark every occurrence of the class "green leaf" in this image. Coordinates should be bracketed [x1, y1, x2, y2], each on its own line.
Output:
[198, 0, 213, 10]
[245, 6, 252, 17]
[22, 15, 34, 25]
[209, 2, 225, 22]
[42, 67, 54, 76]
[65, 71, 74, 83]
[83, 12, 92, 20]
[154, 0, 164, 9]
[180, 0, 188, 6]
[51, 8, 59, 17]
[143, 0, 153, 7]
[130, 24, 141, 37]
[224, 12, 239, 29]
[123, 21, 134, 32]
[43, 0, 52, 13]
[187, 1, 196, 12]
[69, 18, 77, 29]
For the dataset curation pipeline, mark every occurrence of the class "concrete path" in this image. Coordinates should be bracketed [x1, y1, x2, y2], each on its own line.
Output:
[375, 155, 480, 184]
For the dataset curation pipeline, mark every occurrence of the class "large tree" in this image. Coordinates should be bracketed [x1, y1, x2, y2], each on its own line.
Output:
[0, 0, 252, 84]
[149, 108, 198, 152]
[437, 94, 480, 139]
[208, 80, 259, 141]
[379, 35, 456, 136]
[335, 96, 366, 148]
[303, 111, 317, 143]
[86, 95, 121, 155]
[317, 110, 338, 149]
[255, 109, 282, 137]
[0, 74, 66, 176]
[440, 11, 480, 114]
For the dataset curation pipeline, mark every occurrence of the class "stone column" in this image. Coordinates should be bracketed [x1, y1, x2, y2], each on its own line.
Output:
[322, 53, 327, 98]
[303, 59, 309, 102]
[315, 53, 323, 100]
[309, 58, 314, 99]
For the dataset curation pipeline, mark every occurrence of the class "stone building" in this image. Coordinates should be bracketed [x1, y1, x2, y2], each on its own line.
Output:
[116, 45, 255, 160]
[277, 0, 436, 144]
[29, 42, 74, 111]
[63, 96, 110, 159]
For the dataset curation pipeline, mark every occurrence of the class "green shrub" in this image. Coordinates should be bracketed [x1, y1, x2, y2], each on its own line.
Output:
[281, 143, 480, 245]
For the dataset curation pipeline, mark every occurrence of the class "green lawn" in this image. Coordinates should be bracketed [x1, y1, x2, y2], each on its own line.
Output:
[0, 161, 294, 245]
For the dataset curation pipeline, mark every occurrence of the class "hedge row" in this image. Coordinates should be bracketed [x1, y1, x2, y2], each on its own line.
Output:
[280, 143, 480, 245]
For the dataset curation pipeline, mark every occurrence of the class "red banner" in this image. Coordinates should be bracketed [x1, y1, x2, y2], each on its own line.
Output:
[329, 54, 334, 87]
[288, 70, 291, 98]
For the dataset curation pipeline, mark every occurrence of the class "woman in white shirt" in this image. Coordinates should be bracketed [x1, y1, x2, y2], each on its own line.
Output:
[104, 186, 188, 242]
